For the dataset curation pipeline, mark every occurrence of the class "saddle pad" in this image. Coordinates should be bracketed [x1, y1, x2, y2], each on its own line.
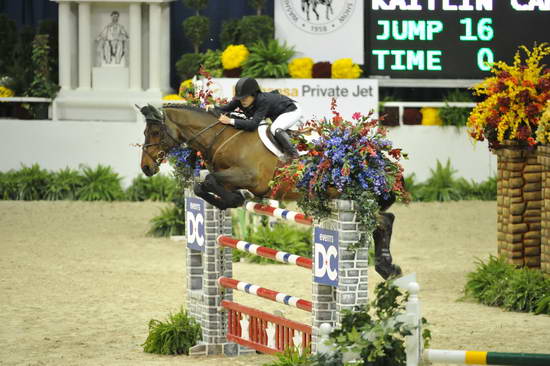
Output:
[258, 124, 286, 161]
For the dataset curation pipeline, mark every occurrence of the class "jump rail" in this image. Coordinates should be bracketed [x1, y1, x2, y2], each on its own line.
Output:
[218, 276, 313, 312]
[244, 202, 313, 226]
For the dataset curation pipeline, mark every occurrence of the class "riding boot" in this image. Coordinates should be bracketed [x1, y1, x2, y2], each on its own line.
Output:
[274, 128, 299, 159]
[373, 212, 402, 280]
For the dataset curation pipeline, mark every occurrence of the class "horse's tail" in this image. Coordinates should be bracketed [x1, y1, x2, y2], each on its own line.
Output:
[137, 104, 163, 124]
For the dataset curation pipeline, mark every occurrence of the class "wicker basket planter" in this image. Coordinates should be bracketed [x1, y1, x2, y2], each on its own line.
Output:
[495, 142, 542, 268]
[537, 145, 550, 275]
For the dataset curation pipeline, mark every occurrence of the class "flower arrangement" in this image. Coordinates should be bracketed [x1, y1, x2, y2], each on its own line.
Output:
[221, 44, 249, 70]
[331, 58, 362, 79]
[288, 57, 314, 78]
[536, 101, 550, 144]
[0, 85, 14, 98]
[178, 79, 195, 98]
[271, 99, 409, 242]
[467, 43, 550, 149]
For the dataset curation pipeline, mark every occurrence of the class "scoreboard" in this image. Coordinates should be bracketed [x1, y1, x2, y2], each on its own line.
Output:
[365, 0, 550, 79]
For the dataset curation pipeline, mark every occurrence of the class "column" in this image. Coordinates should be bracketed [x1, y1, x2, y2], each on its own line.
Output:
[129, 3, 142, 90]
[77, 2, 91, 90]
[161, 4, 171, 91]
[58, 2, 72, 90]
[148, 3, 161, 92]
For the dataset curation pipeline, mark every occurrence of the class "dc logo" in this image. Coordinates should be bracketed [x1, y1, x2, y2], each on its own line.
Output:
[280, 0, 356, 34]
[314, 228, 339, 287]
[186, 197, 205, 252]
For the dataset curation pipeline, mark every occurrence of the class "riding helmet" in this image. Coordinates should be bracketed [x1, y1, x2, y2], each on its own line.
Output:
[234, 77, 261, 100]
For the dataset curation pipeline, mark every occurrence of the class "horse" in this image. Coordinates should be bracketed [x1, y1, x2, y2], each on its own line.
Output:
[301, 0, 334, 21]
[139, 104, 402, 279]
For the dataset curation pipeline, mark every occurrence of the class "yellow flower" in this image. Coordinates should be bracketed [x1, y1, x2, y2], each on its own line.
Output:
[0, 86, 15, 98]
[331, 58, 362, 79]
[420, 107, 443, 126]
[162, 94, 184, 101]
[536, 101, 550, 144]
[221, 44, 249, 70]
[288, 57, 314, 78]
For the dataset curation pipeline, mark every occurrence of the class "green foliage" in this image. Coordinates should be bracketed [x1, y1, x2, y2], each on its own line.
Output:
[404, 160, 496, 202]
[265, 347, 314, 365]
[12, 164, 51, 200]
[142, 307, 201, 355]
[439, 89, 473, 127]
[76, 165, 125, 201]
[0, 170, 18, 200]
[201, 49, 223, 78]
[126, 174, 177, 202]
[182, 0, 208, 13]
[45, 167, 84, 200]
[0, 14, 17, 76]
[176, 52, 204, 81]
[219, 19, 241, 49]
[38, 19, 59, 84]
[242, 39, 294, 78]
[233, 222, 312, 263]
[463, 256, 550, 315]
[147, 205, 186, 237]
[26, 34, 59, 118]
[237, 15, 274, 48]
[182, 15, 210, 53]
[248, 0, 266, 15]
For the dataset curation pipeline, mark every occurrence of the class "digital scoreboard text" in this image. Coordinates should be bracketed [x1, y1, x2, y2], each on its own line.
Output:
[366, 0, 549, 79]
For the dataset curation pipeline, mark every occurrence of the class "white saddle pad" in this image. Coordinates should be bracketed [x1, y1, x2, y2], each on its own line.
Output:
[258, 124, 286, 161]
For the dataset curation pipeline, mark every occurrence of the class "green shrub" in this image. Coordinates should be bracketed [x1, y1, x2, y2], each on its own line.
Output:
[242, 39, 294, 78]
[126, 174, 177, 202]
[264, 347, 313, 366]
[248, 0, 266, 15]
[76, 165, 125, 201]
[415, 159, 463, 202]
[238, 15, 274, 48]
[142, 307, 201, 355]
[464, 256, 550, 315]
[182, 15, 209, 53]
[234, 222, 311, 263]
[201, 49, 223, 78]
[45, 167, 84, 200]
[439, 89, 473, 127]
[14, 163, 51, 200]
[176, 52, 204, 81]
[0, 170, 19, 200]
[219, 19, 241, 49]
[147, 205, 185, 237]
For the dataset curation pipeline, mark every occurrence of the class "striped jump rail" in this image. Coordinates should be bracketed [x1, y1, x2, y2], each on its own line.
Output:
[245, 202, 313, 226]
[424, 349, 550, 366]
[218, 277, 313, 312]
[222, 300, 312, 355]
[217, 235, 313, 269]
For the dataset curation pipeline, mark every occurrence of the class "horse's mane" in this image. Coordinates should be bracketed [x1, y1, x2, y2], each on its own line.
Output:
[162, 103, 220, 118]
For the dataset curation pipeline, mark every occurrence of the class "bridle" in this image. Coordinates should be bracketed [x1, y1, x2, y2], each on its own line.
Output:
[142, 112, 229, 169]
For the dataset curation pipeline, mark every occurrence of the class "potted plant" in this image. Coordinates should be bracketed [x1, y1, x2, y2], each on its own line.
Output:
[466, 43, 550, 269]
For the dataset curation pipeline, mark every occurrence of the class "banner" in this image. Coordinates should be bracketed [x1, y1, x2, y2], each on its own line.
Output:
[274, 0, 364, 64]
[211, 78, 379, 122]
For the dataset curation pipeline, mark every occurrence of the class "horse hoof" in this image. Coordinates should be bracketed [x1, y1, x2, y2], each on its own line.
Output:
[238, 190, 255, 201]
[375, 263, 402, 280]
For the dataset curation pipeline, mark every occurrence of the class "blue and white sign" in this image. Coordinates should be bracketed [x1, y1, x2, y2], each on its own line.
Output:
[314, 228, 339, 287]
[186, 197, 205, 252]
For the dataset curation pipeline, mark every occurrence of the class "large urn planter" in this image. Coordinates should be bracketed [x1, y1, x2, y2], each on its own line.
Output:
[537, 145, 550, 275]
[494, 141, 542, 269]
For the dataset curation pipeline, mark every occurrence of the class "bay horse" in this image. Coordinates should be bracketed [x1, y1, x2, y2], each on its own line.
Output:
[139, 104, 401, 279]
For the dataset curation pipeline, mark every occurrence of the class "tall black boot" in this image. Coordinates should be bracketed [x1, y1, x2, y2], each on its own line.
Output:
[373, 212, 402, 280]
[274, 128, 299, 159]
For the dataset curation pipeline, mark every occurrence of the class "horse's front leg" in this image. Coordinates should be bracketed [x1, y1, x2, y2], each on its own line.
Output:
[201, 169, 256, 210]
[373, 212, 402, 280]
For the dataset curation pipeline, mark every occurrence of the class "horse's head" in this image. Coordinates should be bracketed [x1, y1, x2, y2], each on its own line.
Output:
[139, 105, 180, 177]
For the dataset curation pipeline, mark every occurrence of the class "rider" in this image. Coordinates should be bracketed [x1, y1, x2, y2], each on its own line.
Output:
[215, 77, 301, 159]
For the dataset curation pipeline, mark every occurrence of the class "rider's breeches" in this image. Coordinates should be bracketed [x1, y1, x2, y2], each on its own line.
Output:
[270, 103, 303, 133]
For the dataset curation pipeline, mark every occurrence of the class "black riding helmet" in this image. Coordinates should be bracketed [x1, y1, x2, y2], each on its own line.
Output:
[234, 77, 261, 100]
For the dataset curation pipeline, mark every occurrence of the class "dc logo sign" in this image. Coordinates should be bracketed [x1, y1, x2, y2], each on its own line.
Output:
[314, 228, 338, 287]
[186, 197, 205, 252]
[280, 0, 356, 34]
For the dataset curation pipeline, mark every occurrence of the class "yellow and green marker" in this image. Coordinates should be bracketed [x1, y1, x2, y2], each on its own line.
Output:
[424, 349, 550, 365]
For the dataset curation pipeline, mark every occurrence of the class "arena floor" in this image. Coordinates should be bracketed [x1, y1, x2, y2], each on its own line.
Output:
[1, 200, 549, 365]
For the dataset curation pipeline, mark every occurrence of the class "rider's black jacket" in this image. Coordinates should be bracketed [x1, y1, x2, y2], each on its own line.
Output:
[216, 91, 296, 131]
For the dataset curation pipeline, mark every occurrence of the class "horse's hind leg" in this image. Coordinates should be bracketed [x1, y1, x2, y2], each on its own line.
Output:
[373, 212, 402, 280]
[201, 173, 247, 210]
